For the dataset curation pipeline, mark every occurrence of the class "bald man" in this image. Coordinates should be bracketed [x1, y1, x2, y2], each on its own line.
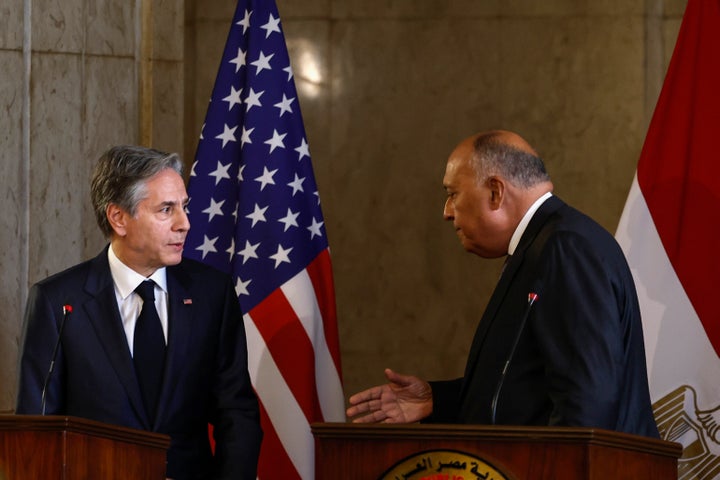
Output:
[347, 130, 659, 437]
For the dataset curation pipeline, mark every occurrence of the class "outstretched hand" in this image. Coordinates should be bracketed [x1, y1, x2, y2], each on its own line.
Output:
[346, 368, 433, 423]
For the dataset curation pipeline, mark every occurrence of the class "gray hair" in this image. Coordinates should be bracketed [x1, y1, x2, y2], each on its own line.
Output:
[471, 132, 550, 188]
[91, 145, 184, 237]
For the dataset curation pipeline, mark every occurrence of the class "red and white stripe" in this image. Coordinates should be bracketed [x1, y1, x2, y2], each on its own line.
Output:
[244, 249, 344, 479]
[616, 0, 720, 477]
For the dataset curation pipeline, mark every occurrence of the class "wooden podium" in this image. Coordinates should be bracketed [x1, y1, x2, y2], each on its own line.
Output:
[313, 423, 682, 479]
[0, 415, 170, 479]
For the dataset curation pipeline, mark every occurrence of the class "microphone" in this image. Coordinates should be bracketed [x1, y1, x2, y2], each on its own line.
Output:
[40, 304, 72, 415]
[490, 292, 538, 425]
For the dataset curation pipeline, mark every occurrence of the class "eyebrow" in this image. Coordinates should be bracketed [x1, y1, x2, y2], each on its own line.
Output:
[159, 198, 189, 208]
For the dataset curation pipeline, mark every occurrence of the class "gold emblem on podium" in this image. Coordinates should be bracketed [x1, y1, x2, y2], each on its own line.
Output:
[380, 450, 512, 480]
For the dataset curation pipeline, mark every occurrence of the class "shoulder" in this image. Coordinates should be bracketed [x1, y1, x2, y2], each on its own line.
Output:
[539, 199, 620, 251]
[33, 254, 103, 290]
[176, 256, 231, 278]
[170, 257, 235, 291]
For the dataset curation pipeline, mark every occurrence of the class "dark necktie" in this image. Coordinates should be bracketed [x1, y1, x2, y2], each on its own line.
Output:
[133, 280, 166, 422]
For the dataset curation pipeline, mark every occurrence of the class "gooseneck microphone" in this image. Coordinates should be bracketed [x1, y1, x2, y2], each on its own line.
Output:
[40, 304, 72, 415]
[490, 292, 538, 425]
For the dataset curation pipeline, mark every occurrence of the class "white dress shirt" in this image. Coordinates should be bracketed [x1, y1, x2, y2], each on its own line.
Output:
[108, 245, 169, 355]
[508, 192, 553, 255]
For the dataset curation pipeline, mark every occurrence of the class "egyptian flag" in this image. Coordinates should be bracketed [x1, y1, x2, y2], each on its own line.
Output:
[615, 0, 720, 478]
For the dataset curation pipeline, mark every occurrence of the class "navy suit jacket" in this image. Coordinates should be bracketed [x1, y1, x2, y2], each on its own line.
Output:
[429, 196, 659, 437]
[16, 247, 262, 479]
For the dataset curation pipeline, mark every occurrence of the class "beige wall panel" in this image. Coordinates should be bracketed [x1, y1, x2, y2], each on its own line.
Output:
[28, 53, 85, 283]
[0, 51, 25, 412]
[32, 0, 84, 52]
[191, 0, 235, 21]
[329, 18, 508, 395]
[153, 0, 184, 61]
[502, 0, 644, 16]
[278, 0, 330, 18]
[0, 0, 23, 49]
[150, 59, 184, 154]
[86, 0, 136, 56]
[666, 0, 689, 16]
[331, 0, 502, 18]
[497, 16, 645, 232]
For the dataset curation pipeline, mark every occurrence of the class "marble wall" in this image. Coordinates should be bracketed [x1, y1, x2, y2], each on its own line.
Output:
[0, 0, 686, 412]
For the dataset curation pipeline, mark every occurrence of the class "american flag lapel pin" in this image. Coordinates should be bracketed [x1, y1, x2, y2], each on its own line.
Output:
[183, 298, 193, 305]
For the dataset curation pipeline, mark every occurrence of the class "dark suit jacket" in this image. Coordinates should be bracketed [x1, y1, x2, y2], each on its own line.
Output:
[16, 247, 262, 479]
[429, 196, 659, 437]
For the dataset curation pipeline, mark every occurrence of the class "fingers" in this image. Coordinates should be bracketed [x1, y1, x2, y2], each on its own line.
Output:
[347, 385, 382, 406]
[346, 393, 385, 418]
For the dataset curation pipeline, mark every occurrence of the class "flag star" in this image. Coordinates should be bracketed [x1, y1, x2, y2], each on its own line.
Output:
[314, 190, 321, 205]
[278, 208, 300, 232]
[228, 47, 247, 73]
[307, 217, 324, 239]
[235, 276, 251, 296]
[254, 167, 278, 191]
[237, 240, 260, 264]
[202, 198, 225, 222]
[245, 88, 264, 111]
[231, 201, 239, 222]
[269, 244, 293, 268]
[199, 123, 205, 140]
[215, 124, 238, 148]
[251, 51, 274, 75]
[238, 164, 246, 181]
[208, 161, 231, 185]
[195, 235, 218, 259]
[225, 237, 235, 260]
[264, 129, 287, 153]
[236, 9, 251, 34]
[222, 85, 243, 110]
[245, 203, 268, 227]
[190, 161, 198, 177]
[241, 126, 254, 147]
[287, 174, 305, 196]
[274, 94, 295, 117]
[283, 65, 293, 81]
[261, 13, 281, 38]
[295, 138, 310, 160]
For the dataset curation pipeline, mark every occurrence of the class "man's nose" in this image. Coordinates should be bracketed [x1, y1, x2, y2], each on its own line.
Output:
[443, 198, 454, 220]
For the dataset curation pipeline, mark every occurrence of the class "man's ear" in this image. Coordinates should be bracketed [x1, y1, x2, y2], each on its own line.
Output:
[106, 204, 128, 237]
[486, 176, 505, 210]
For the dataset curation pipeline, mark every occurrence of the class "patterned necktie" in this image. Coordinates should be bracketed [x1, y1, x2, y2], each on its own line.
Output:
[133, 280, 166, 422]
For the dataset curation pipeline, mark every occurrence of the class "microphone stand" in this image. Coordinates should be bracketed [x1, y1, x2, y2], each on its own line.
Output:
[490, 293, 538, 425]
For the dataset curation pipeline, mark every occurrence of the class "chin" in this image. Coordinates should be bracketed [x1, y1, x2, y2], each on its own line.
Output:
[165, 254, 184, 266]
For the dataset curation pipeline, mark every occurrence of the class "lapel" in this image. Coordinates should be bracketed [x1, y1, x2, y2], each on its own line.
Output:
[153, 262, 194, 426]
[82, 247, 148, 426]
[461, 196, 564, 395]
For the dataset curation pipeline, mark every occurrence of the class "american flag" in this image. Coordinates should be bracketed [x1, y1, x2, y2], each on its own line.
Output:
[184, 0, 345, 477]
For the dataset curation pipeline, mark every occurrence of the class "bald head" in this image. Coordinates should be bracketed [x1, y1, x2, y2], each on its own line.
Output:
[476, 130, 539, 156]
[443, 130, 553, 258]
[464, 130, 550, 189]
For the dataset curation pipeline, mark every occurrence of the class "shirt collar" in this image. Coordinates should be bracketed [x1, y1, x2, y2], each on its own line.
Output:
[508, 192, 553, 255]
[107, 245, 168, 300]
